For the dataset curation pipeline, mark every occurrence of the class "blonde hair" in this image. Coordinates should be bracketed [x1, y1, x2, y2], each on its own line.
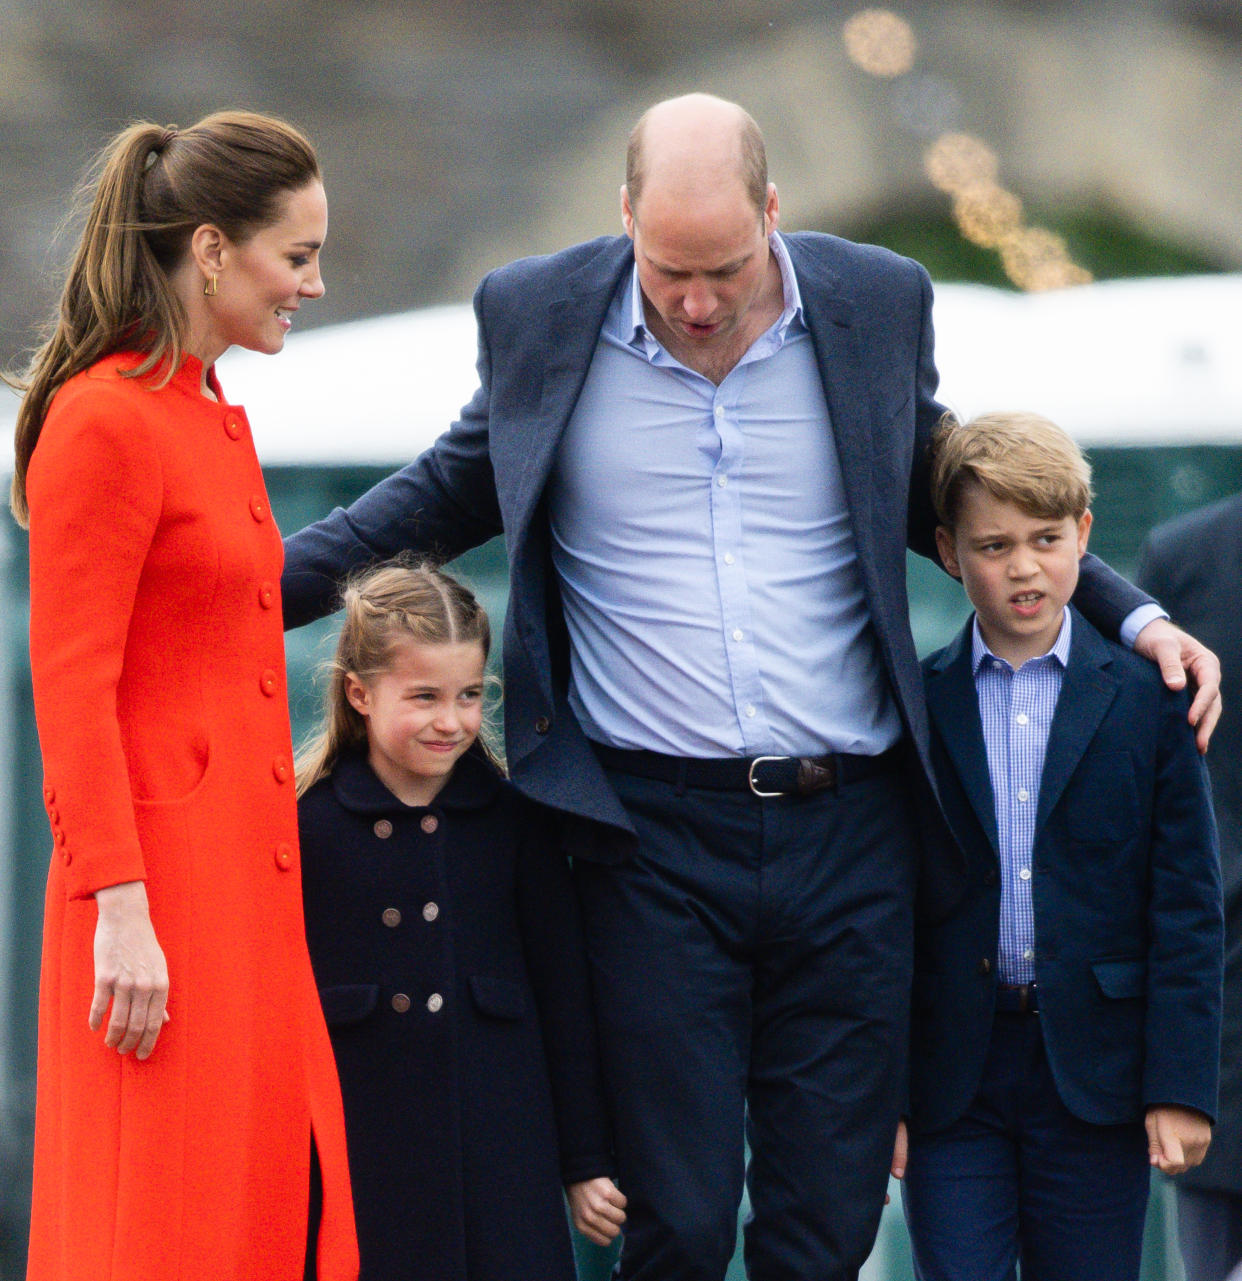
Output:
[930, 410, 1093, 529]
[294, 561, 501, 797]
[9, 110, 320, 526]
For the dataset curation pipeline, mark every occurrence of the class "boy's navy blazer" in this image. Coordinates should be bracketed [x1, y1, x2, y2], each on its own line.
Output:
[911, 607, 1223, 1131]
[282, 233, 1151, 910]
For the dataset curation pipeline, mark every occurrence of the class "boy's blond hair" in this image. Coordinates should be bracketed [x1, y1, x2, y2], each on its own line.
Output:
[930, 410, 1093, 529]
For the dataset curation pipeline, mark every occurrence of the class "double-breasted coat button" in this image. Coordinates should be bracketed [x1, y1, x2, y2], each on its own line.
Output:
[272, 755, 291, 783]
[534, 716, 551, 734]
[257, 582, 276, 610]
[391, 993, 411, 1013]
[259, 669, 278, 696]
[223, 415, 243, 440]
[422, 902, 439, 922]
[977, 957, 992, 976]
[249, 495, 268, 522]
[373, 819, 393, 839]
[381, 907, 401, 928]
[420, 815, 438, 834]
[426, 993, 444, 1013]
[274, 842, 294, 871]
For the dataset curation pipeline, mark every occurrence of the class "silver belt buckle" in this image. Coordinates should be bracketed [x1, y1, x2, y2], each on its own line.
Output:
[748, 755, 792, 798]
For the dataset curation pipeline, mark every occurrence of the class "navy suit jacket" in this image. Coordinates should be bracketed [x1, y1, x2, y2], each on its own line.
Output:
[1139, 495, 1242, 1192]
[909, 607, 1223, 1131]
[282, 233, 1151, 912]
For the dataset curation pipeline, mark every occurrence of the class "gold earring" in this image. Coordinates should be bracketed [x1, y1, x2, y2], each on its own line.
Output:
[203, 274, 218, 297]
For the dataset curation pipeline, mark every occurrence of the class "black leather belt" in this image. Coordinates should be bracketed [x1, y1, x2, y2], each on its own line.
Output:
[592, 743, 903, 798]
[996, 983, 1039, 1014]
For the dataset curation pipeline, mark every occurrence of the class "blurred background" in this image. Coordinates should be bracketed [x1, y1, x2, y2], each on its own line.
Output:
[2, 0, 1241, 1277]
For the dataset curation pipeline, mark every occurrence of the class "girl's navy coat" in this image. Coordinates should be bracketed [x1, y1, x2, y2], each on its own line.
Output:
[299, 748, 613, 1281]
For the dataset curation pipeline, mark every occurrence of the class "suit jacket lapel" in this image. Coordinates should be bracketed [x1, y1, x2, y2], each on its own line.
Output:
[926, 623, 1000, 855]
[513, 238, 633, 534]
[1035, 611, 1121, 834]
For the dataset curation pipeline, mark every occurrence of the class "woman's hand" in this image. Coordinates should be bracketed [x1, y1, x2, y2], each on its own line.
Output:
[91, 881, 169, 1060]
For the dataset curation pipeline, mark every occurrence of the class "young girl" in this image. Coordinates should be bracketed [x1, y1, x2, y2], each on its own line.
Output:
[295, 561, 626, 1281]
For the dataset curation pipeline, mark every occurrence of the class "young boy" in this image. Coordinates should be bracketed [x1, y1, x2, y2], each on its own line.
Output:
[898, 411, 1224, 1281]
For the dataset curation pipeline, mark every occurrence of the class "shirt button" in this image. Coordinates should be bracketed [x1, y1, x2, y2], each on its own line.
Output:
[381, 907, 401, 928]
[272, 755, 290, 784]
[732, 629, 744, 642]
[723, 553, 735, 565]
[422, 902, 439, 922]
[1017, 788, 1029, 803]
[714, 405, 724, 419]
[391, 993, 411, 1014]
[716, 475, 728, 488]
[426, 993, 444, 1013]
[249, 495, 268, 522]
[259, 669, 278, 696]
[223, 415, 243, 440]
[1023, 947, 1034, 960]
[257, 581, 276, 610]
[1019, 867, 1032, 881]
[1015, 713, 1030, 726]
[745, 705, 756, 718]
[420, 815, 439, 835]
[373, 820, 393, 839]
[274, 842, 294, 871]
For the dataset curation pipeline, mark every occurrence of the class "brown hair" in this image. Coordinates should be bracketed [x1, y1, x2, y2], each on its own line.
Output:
[626, 97, 768, 217]
[930, 410, 1094, 529]
[8, 109, 320, 526]
[294, 560, 501, 797]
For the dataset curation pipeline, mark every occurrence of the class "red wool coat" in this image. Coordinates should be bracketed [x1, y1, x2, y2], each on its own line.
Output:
[24, 353, 358, 1281]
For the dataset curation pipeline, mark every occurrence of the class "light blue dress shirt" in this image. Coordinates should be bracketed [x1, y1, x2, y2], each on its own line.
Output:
[972, 610, 1072, 985]
[546, 233, 903, 758]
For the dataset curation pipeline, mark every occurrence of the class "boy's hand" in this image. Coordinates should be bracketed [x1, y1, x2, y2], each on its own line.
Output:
[885, 1119, 909, 1204]
[1145, 1105, 1212, 1174]
[1132, 619, 1222, 753]
[568, 1177, 627, 1246]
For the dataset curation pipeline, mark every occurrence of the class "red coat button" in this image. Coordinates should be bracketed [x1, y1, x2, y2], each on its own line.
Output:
[272, 756, 290, 783]
[274, 842, 294, 871]
[53, 828, 66, 846]
[260, 670, 278, 697]
[258, 582, 276, 610]
[249, 495, 268, 522]
[62, 850, 72, 866]
[48, 807, 60, 825]
[44, 786, 55, 803]
[223, 416, 243, 440]
[420, 815, 439, 834]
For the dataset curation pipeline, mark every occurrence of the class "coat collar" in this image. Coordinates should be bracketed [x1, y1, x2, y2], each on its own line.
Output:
[329, 746, 504, 817]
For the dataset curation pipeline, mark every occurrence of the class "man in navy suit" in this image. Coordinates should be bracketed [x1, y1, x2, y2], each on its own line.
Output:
[283, 95, 1220, 1280]
[901, 412, 1222, 1281]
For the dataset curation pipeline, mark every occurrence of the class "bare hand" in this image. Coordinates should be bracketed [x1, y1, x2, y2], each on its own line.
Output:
[1145, 1105, 1212, 1174]
[1132, 619, 1222, 753]
[567, 1176, 627, 1247]
[91, 881, 170, 1060]
[885, 1119, 909, 1204]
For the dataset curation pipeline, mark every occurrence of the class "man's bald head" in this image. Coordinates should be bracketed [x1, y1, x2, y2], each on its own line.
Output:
[625, 93, 768, 221]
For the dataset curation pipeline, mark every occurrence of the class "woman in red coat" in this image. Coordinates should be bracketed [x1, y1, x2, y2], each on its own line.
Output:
[9, 111, 357, 1281]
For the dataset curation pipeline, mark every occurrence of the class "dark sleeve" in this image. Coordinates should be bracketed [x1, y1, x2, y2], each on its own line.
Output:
[515, 810, 615, 1184]
[1143, 683, 1224, 1118]
[281, 274, 505, 628]
[1134, 526, 1176, 607]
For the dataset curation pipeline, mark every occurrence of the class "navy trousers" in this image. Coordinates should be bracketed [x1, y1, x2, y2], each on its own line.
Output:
[902, 1010, 1150, 1281]
[575, 765, 918, 1281]
[1177, 1184, 1242, 1281]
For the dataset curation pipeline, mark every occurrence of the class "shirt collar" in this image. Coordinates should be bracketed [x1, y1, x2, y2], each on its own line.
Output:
[622, 229, 804, 358]
[971, 607, 1073, 675]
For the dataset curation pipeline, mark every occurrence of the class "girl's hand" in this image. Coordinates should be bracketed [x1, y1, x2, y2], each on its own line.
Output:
[91, 881, 170, 1060]
[567, 1176, 627, 1246]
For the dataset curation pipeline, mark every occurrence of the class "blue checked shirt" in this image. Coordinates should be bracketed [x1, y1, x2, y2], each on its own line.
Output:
[972, 610, 1072, 985]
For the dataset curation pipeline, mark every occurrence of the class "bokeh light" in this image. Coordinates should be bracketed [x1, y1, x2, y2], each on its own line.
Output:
[923, 133, 999, 194]
[952, 183, 1023, 248]
[843, 9, 918, 79]
[999, 226, 1093, 291]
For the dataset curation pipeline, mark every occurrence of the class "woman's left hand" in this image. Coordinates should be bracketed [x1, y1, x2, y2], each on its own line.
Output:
[91, 881, 170, 1060]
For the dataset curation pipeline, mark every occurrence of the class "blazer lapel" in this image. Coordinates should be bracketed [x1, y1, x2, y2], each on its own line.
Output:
[513, 238, 633, 534]
[925, 623, 1000, 855]
[1035, 611, 1122, 834]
